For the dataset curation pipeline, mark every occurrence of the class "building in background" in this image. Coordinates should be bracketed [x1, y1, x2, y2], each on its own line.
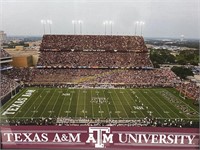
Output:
[15, 46, 24, 51]
[11, 55, 33, 67]
[4, 49, 38, 67]
[0, 31, 7, 46]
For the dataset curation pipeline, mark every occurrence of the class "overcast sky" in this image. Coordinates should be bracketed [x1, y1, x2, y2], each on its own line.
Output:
[0, 0, 200, 38]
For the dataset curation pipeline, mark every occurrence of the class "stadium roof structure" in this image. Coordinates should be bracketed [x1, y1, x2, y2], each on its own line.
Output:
[40, 35, 148, 52]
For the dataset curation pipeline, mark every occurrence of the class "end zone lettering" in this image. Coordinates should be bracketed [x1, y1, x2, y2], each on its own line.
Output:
[2, 90, 35, 116]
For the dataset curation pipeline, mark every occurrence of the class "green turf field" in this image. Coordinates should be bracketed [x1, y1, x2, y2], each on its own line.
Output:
[0, 88, 199, 121]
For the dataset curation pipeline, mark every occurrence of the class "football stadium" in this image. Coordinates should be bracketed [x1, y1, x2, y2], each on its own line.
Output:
[0, 35, 199, 127]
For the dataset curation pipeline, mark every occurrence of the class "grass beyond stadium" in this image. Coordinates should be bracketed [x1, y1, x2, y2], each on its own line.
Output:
[0, 87, 198, 123]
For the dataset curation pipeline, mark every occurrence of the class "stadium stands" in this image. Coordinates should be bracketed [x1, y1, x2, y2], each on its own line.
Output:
[37, 51, 152, 68]
[38, 35, 152, 68]
[0, 74, 19, 100]
[40, 35, 148, 52]
[1, 35, 198, 128]
[176, 81, 200, 101]
[3, 68, 179, 87]
[2, 35, 180, 87]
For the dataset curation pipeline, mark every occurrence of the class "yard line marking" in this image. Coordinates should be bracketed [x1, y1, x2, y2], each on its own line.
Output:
[75, 89, 80, 118]
[102, 90, 112, 119]
[123, 90, 139, 118]
[96, 91, 103, 118]
[123, 89, 142, 118]
[91, 90, 94, 118]
[83, 90, 86, 118]
[108, 90, 120, 118]
[135, 89, 163, 118]
[48, 89, 62, 118]
[143, 89, 171, 118]
[114, 89, 129, 118]
[125, 89, 147, 118]
[167, 89, 199, 113]
[30, 89, 51, 118]
[67, 90, 74, 118]
[40, 89, 57, 117]
[21, 88, 46, 118]
[58, 89, 69, 117]
[150, 89, 184, 118]
[12, 89, 39, 118]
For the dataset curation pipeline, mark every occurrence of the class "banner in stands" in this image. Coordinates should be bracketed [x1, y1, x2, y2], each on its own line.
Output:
[1, 126, 199, 149]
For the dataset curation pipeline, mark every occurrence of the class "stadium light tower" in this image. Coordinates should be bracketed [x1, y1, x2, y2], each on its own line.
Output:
[103, 21, 108, 35]
[109, 21, 114, 35]
[135, 21, 139, 35]
[47, 20, 53, 34]
[78, 20, 83, 35]
[72, 20, 77, 35]
[140, 21, 145, 36]
[41, 19, 46, 35]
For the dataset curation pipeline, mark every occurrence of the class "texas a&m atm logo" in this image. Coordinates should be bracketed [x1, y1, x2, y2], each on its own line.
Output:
[86, 127, 113, 148]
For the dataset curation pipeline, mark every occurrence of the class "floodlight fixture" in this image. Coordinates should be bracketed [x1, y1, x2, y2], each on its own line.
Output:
[78, 20, 83, 35]
[103, 20, 108, 35]
[40, 19, 46, 34]
[140, 21, 145, 36]
[72, 20, 77, 35]
[134, 21, 140, 35]
[109, 21, 114, 35]
[47, 19, 53, 34]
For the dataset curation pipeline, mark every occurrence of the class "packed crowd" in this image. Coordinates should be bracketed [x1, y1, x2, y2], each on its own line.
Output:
[37, 51, 153, 68]
[55, 117, 198, 128]
[2, 117, 198, 128]
[0, 74, 19, 99]
[2, 68, 180, 87]
[0, 49, 11, 58]
[176, 81, 200, 101]
[85, 68, 180, 87]
[40, 35, 148, 52]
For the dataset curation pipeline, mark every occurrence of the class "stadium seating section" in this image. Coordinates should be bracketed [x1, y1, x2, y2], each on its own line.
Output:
[1, 35, 199, 101]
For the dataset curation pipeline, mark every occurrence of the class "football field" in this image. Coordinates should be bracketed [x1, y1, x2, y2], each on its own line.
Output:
[0, 88, 199, 122]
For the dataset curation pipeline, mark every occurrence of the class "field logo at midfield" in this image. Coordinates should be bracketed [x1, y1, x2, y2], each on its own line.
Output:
[86, 127, 113, 148]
